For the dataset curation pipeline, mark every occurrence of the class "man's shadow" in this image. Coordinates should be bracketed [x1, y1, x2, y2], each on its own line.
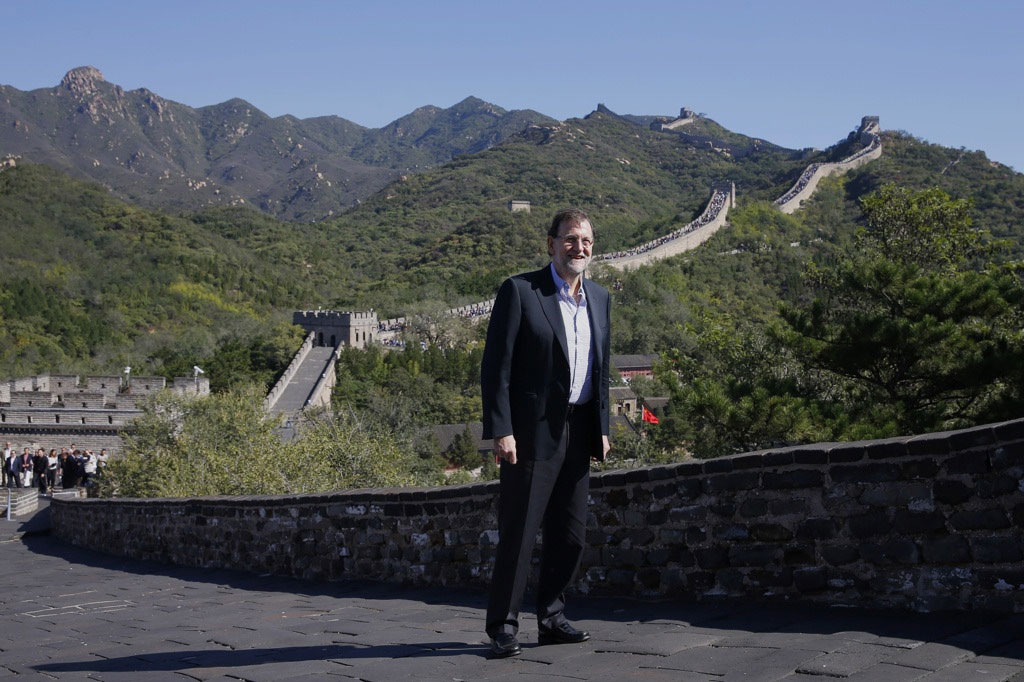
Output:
[35, 642, 488, 674]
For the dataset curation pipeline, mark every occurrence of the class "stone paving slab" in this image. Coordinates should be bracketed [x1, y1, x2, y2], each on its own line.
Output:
[0, 534, 1021, 681]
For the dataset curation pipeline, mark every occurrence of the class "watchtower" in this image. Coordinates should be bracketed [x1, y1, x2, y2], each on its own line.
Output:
[292, 310, 378, 349]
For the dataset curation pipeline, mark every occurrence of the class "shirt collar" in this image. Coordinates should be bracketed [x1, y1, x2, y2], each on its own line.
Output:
[550, 263, 586, 304]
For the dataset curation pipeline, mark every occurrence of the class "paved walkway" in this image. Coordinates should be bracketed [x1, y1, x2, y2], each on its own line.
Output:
[270, 346, 336, 414]
[0, 519, 1022, 681]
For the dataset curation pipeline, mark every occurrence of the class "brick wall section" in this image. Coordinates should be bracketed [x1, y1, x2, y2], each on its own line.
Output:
[52, 418, 1024, 612]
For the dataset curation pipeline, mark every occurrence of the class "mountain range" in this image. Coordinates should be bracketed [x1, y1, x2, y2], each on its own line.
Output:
[1, 66, 1022, 383]
[0, 67, 557, 221]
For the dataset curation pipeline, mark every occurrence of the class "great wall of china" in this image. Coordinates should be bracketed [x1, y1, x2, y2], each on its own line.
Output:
[268, 116, 884, 420]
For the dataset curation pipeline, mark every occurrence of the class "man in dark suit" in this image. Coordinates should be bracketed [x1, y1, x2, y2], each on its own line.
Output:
[481, 208, 611, 658]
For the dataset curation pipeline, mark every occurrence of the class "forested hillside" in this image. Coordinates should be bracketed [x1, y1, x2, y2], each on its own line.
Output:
[1, 116, 1021, 431]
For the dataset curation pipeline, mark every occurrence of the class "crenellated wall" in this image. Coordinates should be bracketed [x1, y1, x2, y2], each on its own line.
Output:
[52, 417, 1024, 613]
[264, 332, 315, 412]
[1, 372, 210, 454]
[774, 116, 883, 214]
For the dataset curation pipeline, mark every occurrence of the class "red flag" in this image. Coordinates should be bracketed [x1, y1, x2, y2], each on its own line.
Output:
[641, 405, 659, 424]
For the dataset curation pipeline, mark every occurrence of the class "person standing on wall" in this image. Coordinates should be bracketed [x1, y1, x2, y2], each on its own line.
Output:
[1, 442, 11, 488]
[480, 208, 611, 659]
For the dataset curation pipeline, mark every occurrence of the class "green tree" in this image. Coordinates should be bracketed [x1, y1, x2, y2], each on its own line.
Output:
[447, 423, 480, 469]
[777, 184, 1024, 434]
[99, 385, 417, 498]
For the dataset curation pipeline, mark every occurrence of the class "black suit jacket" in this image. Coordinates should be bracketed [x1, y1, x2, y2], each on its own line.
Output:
[481, 265, 610, 461]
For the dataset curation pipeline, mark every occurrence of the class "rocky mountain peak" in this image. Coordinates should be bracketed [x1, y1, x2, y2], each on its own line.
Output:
[60, 66, 106, 94]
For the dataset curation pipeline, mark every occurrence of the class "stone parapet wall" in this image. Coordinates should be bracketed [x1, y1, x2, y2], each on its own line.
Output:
[0, 425, 125, 454]
[775, 117, 883, 215]
[601, 185, 734, 271]
[52, 418, 1024, 612]
[265, 332, 315, 411]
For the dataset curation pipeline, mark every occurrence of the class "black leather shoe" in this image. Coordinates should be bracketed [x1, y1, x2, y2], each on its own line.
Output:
[538, 621, 590, 645]
[489, 633, 521, 658]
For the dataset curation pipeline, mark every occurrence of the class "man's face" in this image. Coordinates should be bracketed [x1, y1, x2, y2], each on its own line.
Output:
[548, 219, 594, 280]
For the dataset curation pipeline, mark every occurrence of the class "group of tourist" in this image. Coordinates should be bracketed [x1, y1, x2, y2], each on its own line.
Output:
[774, 163, 822, 206]
[775, 136, 881, 207]
[1, 442, 107, 493]
[595, 188, 729, 262]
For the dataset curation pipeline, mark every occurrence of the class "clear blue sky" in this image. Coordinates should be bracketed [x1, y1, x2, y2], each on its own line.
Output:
[3, 0, 1023, 171]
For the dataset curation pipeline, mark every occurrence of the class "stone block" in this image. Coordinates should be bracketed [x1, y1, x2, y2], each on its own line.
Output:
[685, 527, 707, 544]
[784, 544, 816, 565]
[717, 567, 746, 591]
[668, 505, 706, 524]
[976, 568, 1024, 591]
[907, 431, 953, 457]
[768, 498, 808, 515]
[892, 510, 946, 534]
[794, 567, 828, 591]
[859, 481, 931, 507]
[714, 525, 750, 541]
[797, 518, 836, 540]
[978, 475, 1021, 498]
[605, 488, 629, 508]
[831, 463, 902, 483]
[933, 479, 973, 505]
[638, 567, 661, 589]
[864, 440, 909, 459]
[606, 546, 644, 568]
[970, 536, 1023, 563]
[848, 509, 890, 538]
[761, 451, 796, 467]
[729, 453, 764, 470]
[828, 443, 866, 463]
[921, 532, 966, 561]
[749, 567, 793, 588]
[990, 442, 1024, 470]
[739, 498, 768, 518]
[607, 568, 635, 587]
[678, 479, 703, 499]
[949, 508, 1010, 530]
[648, 465, 676, 481]
[650, 483, 675, 499]
[944, 451, 990, 475]
[703, 458, 733, 474]
[671, 461, 703, 477]
[949, 425, 996, 450]
[860, 539, 919, 565]
[695, 546, 730, 569]
[710, 502, 737, 518]
[660, 567, 688, 592]
[762, 469, 824, 489]
[793, 447, 829, 465]
[703, 472, 760, 493]
[626, 528, 655, 546]
[750, 523, 794, 542]
[900, 458, 940, 478]
[646, 508, 668, 525]
[993, 418, 1024, 442]
[729, 544, 781, 567]
[623, 468, 650, 483]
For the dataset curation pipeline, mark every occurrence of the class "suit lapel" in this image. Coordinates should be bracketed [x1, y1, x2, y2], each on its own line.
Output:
[583, 279, 604, 375]
[537, 265, 569, 364]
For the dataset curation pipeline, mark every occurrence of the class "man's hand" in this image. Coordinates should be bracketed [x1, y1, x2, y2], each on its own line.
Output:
[600, 435, 611, 460]
[494, 435, 517, 465]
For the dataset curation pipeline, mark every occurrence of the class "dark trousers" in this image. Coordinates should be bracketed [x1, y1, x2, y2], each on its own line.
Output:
[486, 405, 594, 637]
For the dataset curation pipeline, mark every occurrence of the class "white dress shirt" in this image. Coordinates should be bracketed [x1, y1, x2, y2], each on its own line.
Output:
[550, 263, 593, 405]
